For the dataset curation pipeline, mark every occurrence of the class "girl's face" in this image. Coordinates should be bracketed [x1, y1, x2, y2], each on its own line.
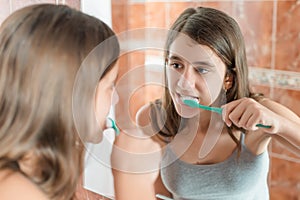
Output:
[166, 34, 226, 118]
[94, 64, 119, 138]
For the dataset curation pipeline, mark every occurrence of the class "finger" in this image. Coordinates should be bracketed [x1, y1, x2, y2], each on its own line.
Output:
[222, 99, 244, 126]
[246, 113, 260, 131]
[227, 100, 248, 127]
[238, 110, 253, 129]
[221, 105, 231, 126]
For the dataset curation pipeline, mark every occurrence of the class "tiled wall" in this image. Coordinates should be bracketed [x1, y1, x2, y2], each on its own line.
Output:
[0, 0, 81, 26]
[112, 0, 300, 199]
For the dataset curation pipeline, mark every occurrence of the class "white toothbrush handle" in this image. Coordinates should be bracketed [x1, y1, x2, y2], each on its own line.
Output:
[155, 194, 174, 200]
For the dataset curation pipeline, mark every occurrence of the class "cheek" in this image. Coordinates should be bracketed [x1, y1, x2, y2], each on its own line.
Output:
[166, 68, 180, 91]
[95, 89, 112, 123]
[111, 89, 119, 105]
[201, 74, 224, 104]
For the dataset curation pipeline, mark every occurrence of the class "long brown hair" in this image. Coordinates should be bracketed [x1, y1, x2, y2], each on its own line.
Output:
[152, 7, 261, 148]
[0, 4, 119, 199]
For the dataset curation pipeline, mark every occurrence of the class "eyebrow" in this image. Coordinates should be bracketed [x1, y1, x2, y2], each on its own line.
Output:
[168, 54, 215, 68]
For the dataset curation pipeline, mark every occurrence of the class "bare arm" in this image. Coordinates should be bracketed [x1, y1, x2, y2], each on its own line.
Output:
[259, 99, 300, 155]
[112, 166, 167, 200]
[112, 131, 170, 200]
[112, 104, 171, 200]
[0, 170, 48, 200]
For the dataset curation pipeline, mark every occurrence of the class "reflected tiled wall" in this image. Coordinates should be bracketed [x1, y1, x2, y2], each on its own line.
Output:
[112, 0, 300, 199]
[0, 0, 81, 26]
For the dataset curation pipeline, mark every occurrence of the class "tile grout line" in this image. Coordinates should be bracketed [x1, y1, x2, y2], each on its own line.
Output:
[270, 0, 278, 99]
[9, 0, 12, 14]
[165, 1, 170, 28]
[249, 67, 300, 91]
[269, 0, 275, 177]
[270, 152, 300, 164]
[80, 0, 84, 12]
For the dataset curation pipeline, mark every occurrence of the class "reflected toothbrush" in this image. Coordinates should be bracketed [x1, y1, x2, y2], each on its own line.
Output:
[106, 117, 120, 135]
[156, 194, 174, 200]
[183, 99, 271, 129]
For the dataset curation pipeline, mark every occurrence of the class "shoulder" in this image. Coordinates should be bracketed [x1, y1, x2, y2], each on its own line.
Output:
[136, 99, 163, 127]
[113, 102, 154, 153]
[0, 169, 48, 200]
[112, 101, 166, 172]
[136, 103, 152, 127]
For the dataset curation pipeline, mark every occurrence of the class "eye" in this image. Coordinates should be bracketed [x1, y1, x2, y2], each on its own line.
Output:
[195, 67, 209, 74]
[168, 61, 183, 69]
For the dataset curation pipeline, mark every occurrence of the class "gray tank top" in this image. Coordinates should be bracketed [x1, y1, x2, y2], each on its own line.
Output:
[160, 133, 269, 200]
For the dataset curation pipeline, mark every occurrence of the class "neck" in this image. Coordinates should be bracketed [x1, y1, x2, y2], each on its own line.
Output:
[192, 110, 224, 134]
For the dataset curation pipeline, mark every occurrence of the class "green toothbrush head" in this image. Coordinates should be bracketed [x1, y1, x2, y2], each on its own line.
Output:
[183, 99, 201, 108]
[183, 99, 223, 114]
[107, 117, 120, 135]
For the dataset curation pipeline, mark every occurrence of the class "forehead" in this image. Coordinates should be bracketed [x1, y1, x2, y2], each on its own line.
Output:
[168, 34, 220, 65]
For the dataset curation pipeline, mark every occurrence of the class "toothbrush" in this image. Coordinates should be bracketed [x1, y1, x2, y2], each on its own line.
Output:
[183, 99, 271, 129]
[106, 117, 120, 135]
[155, 194, 174, 200]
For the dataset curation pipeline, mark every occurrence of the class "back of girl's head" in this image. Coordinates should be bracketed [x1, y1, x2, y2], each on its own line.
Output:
[0, 4, 119, 199]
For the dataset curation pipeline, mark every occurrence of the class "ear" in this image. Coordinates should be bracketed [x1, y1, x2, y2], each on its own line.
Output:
[224, 73, 233, 91]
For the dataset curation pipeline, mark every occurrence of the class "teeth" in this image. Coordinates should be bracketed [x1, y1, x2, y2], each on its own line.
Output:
[180, 95, 199, 103]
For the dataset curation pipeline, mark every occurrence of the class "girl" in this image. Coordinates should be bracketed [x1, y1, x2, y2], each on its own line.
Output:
[0, 4, 119, 200]
[113, 7, 300, 200]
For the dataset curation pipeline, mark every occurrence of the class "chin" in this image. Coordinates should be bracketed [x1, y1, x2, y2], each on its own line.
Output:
[85, 120, 107, 143]
[174, 103, 199, 118]
[85, 131, 104, 144]
[171, 93, 200, 118]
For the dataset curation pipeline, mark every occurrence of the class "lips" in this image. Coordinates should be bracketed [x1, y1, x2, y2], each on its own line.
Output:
[175, 93, 199, 105]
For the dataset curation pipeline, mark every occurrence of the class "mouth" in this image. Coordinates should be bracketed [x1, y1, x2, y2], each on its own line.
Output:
[176, 93, 199, 105]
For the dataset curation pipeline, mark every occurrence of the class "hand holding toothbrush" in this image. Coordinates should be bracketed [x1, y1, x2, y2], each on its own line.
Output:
[221, 97, 281, 133]
[183, 97, 272, 130]
[220, 97, 300, 156]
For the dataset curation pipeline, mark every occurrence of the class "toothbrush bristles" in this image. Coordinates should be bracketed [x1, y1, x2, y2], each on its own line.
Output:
[181, 96, 199, 103]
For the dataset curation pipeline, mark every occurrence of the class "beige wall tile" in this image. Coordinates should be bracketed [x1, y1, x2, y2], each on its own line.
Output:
[11, 0, 56, 12]
[276, 1, 300, 72]
[0, 0, 10, 25]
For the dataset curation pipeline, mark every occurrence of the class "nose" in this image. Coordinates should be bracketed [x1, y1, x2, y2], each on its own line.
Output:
[177, 66, 196, 90]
